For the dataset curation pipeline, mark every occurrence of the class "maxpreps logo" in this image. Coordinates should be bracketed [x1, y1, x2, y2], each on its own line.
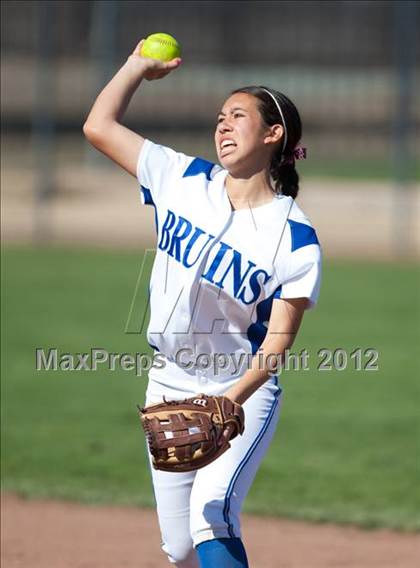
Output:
[158, 209, 272, 305]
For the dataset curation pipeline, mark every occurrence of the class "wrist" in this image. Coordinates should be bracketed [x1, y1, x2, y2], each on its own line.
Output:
[223, 389, 245, 405]
[124, 56, 148, 83]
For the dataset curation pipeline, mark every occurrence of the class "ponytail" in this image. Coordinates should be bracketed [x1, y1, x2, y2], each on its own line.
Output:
[270, 154, 300, 199]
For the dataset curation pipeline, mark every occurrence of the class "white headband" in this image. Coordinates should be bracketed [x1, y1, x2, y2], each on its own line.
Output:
[260, 87, 288, 153]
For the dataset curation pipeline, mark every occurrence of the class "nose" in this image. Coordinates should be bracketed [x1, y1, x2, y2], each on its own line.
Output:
[218, 121, 233, 136]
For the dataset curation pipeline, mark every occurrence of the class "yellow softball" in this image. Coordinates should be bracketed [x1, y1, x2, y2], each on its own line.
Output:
[140, 33, 181, 62]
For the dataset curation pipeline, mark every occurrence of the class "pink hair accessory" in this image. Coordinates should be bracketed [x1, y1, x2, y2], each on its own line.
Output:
[294, 146, 307, 160]
[283, 146, 307, 165]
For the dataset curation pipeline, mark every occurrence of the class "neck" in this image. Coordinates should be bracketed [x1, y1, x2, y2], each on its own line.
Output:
[225, 169, 274, 208]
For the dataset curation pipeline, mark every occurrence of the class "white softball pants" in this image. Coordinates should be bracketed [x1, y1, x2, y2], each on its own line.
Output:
[144, 362, 282, 567]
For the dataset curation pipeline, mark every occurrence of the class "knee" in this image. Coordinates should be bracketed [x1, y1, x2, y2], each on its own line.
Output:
[162, 538, 198, 568]
[190, 498, 240, 545]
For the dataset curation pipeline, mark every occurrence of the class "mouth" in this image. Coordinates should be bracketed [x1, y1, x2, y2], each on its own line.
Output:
[219, 139, 237, 157]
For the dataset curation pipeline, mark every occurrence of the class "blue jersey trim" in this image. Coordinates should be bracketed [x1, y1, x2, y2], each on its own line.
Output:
[141, 185, 154, 205]
[141, 185, 159, 234]
[246, 284, 282, 354]
[287, 219, 319, 252]
[223, 388, 281, 538]
[183, 157, 215, 181]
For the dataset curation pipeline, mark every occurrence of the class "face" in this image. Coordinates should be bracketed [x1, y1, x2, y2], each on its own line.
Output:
[214, 92, 283, 175]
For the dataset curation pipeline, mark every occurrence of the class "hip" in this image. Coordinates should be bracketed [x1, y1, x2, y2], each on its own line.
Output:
[145, 355, 281, 407]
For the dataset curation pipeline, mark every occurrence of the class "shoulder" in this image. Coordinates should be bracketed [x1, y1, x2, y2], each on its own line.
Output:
[266, 196, 320, 252]
[137, 139, 225, 206]
[139, 139, 223, 181]
[274, 199, 322, 308]
[286, 199, 320, 254]
[181, 154, 225, 182]
[268, 196, 321, 277]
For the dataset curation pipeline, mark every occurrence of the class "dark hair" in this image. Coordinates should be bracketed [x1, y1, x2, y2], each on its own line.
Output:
[231, 85, 302, 199]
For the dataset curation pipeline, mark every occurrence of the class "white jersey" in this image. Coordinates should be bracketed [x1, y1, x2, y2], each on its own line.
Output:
[137, 139, 322, 380]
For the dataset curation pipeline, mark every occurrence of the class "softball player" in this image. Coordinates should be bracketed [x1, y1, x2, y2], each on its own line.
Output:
[84, 42, 321, 568]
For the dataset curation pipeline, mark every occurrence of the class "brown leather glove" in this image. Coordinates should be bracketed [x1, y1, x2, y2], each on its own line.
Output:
[138, 394, 245, 472]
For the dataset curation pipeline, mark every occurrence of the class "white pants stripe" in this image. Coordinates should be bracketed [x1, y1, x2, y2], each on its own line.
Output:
[143, 365, 282, 566]
[223, 388, 280, 537]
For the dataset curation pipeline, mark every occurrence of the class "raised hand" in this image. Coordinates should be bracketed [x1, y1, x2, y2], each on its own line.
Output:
[127, 39, 182, 81]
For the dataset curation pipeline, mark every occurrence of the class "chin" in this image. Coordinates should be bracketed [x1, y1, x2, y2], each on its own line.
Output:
[219, 151, 241, 170]
[221, 154, 251, 177]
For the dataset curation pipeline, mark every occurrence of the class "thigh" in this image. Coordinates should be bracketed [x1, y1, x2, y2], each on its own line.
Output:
[145, 380, 199, 563]
[144, 375, 197, 527]
[190, 379, 282, 546]
[149, 460, 196, 541]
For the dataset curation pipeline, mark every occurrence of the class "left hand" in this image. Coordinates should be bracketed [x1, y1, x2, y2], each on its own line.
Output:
[140, 393, 244, 472]
[217, 422, 238, 447]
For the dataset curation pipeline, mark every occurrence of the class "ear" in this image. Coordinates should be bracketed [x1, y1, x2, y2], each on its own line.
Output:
[263, 124, 284, 145]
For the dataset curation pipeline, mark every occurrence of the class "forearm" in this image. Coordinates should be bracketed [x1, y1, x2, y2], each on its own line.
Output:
[224, 338, 289, 405]
[84, 59, 146, 127]
[83, 42, 181, 175]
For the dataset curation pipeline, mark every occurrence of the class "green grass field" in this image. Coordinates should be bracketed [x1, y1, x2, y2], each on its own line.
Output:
[1, 248, 419, 531]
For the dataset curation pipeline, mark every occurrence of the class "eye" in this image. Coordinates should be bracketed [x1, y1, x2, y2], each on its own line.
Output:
[233, 112, 244, 119]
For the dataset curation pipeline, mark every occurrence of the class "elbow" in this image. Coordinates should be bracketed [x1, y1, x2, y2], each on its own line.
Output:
[83, 117, 115, 150]
[82, 120, 93, 139]
[83, 121, 105, 146]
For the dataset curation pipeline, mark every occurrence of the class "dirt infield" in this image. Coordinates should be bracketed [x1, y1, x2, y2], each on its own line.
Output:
[2, 494, 419, 568]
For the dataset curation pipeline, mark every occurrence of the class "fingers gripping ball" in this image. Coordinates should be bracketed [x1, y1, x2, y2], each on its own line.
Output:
[140, 33, 181, 62]
[138, 394, 245, 472]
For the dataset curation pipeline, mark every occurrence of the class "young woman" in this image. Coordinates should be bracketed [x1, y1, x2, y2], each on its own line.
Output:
[84, 41, 321, 568]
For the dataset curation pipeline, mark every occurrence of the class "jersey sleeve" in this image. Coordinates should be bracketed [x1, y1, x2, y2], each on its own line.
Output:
[279, 244, 322, 309]
[136, 139, 193, 206]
